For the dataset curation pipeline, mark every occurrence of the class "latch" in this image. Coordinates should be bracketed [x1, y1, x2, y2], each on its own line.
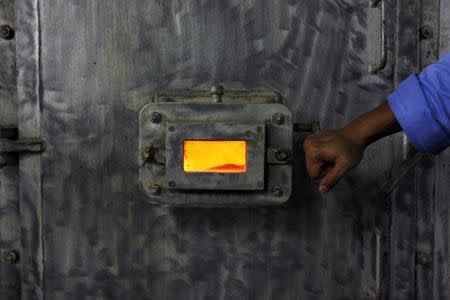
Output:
[0, 127, 45, 167]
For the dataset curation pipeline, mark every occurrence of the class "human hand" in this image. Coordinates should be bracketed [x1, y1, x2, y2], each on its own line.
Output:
[303, 129, 365, 194]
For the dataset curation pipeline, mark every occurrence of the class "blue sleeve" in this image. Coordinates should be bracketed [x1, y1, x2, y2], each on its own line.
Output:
[387, 52, 450, 153]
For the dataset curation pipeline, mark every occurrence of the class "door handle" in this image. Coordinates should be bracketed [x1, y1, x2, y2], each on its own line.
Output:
[368, 0, 388, 74]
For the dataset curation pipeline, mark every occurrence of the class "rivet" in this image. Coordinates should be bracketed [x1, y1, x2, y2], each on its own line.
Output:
[420, 25, 433, 39]
[256, 126, 263, 133]
[168, 180, 176, 187]
[151, 112, 161, 123]
[275, 150, 290, 162]
[0, 25, 14, 40]
[149, 184, 161, 195]
[256, 181, 263, 188]
[3, 250, 19, 264]
[271, 186, 283, 197]
[272, 113, 284, 125]
[168, 125, 175, 132]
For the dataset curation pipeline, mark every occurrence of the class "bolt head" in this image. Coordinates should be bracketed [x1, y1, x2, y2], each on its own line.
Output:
[151, 112, 161, 123]
[256, 126, 263, 133]
[149, 184, 161, 195]
[276, 150, 290, 161]
[271, 186, 283, 197]
[3, 250, 19, 264]
[168, 180, 176, 187]
[420, 26, 433, 39]
[168, 125, 175, 132]
[0, 25, 14, 40]
[272, 113, 284, 125]
[256, 181, 263, 188]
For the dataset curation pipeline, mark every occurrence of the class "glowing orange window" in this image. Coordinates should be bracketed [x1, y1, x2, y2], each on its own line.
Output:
[183, 140, 247, 173]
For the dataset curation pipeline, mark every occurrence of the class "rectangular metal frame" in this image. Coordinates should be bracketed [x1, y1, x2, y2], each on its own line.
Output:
[139, 101, 293, 207]
[165, 122, 265, 190]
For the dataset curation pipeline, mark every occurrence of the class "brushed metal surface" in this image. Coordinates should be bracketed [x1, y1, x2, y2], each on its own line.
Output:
[9, 0, 435, 299]
[0, 0, 20, 298]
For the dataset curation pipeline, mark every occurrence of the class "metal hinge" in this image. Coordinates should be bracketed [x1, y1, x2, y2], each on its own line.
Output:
[0, 127, 45, 167]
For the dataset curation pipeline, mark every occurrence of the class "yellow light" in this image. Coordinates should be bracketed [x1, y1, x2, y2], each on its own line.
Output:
[183, 140, 247, 173]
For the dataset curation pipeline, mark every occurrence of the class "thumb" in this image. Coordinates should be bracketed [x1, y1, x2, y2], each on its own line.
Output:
[319, 161, 349, 194]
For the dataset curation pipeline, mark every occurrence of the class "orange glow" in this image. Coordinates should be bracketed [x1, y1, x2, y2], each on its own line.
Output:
[183, 140, 247, 173]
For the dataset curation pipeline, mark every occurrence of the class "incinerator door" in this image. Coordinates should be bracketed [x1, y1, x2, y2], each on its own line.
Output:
[4, 0, 434, 299]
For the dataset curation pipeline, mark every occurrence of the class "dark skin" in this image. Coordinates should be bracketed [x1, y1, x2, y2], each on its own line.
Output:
[303, 101, 402, 193]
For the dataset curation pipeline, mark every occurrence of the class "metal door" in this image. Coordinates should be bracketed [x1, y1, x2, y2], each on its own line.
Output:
[2, 0, 446, 299]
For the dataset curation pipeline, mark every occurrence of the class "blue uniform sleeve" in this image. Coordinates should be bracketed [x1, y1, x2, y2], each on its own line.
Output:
[387, 53, 450, 153]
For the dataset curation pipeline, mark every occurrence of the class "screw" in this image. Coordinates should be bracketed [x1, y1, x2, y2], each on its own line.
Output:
[256, 181, 263, 188]
[256, 126, 263, 133]
[0, 25, 14, 40]
[272, 113, 284, 125]
[271, 186, 283, 197]
[168, 180, 176, 187]
[275, 150, 290, 162]
[420, 25, 433, 39]
[3, 250, 19, 264]
[151, 112, 161, 123]
[149, 184, 161, 195]
[168, 125, 175, 132]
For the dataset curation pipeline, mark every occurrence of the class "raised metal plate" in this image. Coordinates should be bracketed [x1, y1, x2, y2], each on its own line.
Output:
[139, 102, 293, 207]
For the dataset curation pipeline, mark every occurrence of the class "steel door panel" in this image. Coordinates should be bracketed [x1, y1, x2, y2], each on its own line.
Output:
[11, 0, 424, 299]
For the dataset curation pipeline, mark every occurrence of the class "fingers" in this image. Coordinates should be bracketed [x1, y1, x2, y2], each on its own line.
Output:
[303, 130, 364, 193]
[304, 135, 334, 180]
[319, 159, 349, 193]
[305, 157, 324, 180]
[304, 138, 324, 180]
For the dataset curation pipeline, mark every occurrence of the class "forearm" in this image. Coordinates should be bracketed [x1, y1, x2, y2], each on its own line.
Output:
[339, 101, 402, 147]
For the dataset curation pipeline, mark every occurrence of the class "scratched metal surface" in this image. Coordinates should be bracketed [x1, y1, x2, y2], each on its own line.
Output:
[0, 0, 21, 299]
[0, 0, 17, 127]
[10, 0, 428, 299]
[432, 2, 450, 299]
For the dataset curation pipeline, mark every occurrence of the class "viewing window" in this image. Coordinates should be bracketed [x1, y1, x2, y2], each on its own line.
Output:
[183, 140, 247, 173]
